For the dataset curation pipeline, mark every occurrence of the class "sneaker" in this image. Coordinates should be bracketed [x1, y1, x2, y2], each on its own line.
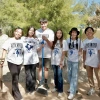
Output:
[44, 83, 50, 89]
[51, 88, 57, 92]
[68, 93, 74, 99]
[58, 93, 63, 97]
[87, 88, 95, 95]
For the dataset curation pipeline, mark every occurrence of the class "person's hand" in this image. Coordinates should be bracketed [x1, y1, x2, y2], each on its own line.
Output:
[40, 44, 45, 48]
[59, 61, 63, 69]
[0, 58, 5, 67]
[0, 61, 4, 67]
[42, 35, 48, 41]
[78, 51, 82, 56]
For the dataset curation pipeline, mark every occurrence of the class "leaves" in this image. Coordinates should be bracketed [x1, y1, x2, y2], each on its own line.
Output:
[0, 0, 99, 36]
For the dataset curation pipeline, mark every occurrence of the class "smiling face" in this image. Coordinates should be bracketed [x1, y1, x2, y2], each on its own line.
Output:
[85, 28, 94, 39]
[56, 30, 63, 40]
[71, 31, 78, 40]
[40, 22, 48, 31]
[14, 28, 22, 39]
[28, 27, 35, 37]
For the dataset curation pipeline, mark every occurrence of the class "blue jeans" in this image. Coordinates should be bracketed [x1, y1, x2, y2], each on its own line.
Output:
[67, 61, 79, 95]
[52, 65, 63, 93]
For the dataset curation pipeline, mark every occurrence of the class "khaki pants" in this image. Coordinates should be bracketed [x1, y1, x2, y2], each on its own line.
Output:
[86, 66, 100, 89]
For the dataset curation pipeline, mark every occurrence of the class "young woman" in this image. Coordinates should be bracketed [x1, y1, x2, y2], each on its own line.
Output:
[51, 29, 68, 97]
[1, 27, 23, 100]
[22, 26, 39, 94]
[83, 27, 100, 95]
[67, 27, 83, 99]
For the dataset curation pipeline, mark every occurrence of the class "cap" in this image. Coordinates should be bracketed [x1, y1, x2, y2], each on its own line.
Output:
[69, 27, 80, 35]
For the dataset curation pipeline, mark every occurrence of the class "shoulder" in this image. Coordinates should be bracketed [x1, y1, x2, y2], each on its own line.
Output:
[34, 37, 39, 40]
[21, 36, 26, 40]
[83, 38, 88, 44]
[46, 28, 54, 34]
[66, 38, 70, 42]
[36, 28, 42, 33]
[4, 37, 13, 44]
[94, 37, 100, 41]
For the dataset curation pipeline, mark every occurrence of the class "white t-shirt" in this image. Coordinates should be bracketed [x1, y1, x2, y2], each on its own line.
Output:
[36, 28, 54, 58]
[0, 34, 8, 57]
[83, 37, 100, 68]
[67, 38, 83, 62]
[51, 40, 68, 65]
[21, 36, 39, 65]
[2, 37, 24, 65]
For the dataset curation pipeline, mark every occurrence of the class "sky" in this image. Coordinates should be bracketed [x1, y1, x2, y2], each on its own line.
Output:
[77, 0, 100, 5]
[88, 0, 100, 4]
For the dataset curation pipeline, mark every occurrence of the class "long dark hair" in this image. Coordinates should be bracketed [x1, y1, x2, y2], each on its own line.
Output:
[26, 26, 36, 38]
[69, 35, 78, 49]
[52, 29, 63, 49]
[69, 27, 79, 49]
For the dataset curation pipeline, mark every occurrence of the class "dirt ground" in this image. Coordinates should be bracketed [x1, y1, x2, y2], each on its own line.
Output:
[0, 62, 100, 100]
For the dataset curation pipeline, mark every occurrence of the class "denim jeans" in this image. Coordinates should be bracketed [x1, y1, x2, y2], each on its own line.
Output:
[52, 65, 63, 93]
[67, 60, 79, 95]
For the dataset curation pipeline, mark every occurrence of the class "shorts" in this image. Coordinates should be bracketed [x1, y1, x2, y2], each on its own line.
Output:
[39, 58, 51, 68]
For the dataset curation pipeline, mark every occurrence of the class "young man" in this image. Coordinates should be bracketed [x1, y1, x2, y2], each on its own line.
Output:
[36, 19, 54, 89]
[83, 27, 100, 95]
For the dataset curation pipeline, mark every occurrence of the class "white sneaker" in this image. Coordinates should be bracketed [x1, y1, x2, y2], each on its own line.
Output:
[58, 93, 63, 97]
[87, 88, 95, 95]
[51, 88, 57, 92]
[68, 93, 74, 99]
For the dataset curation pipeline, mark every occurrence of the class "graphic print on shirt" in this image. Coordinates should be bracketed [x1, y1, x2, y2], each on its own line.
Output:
[88, 49, 95, 57]
[15, 49, 21, 57]
[11, 43, 23, 57]
[54, 48, 59, 56]
[85, 43, 97, 57]
[69, 49, 74, 55]
[25, 43, 33, 52]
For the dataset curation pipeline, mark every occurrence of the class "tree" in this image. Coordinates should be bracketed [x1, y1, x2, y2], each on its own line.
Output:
[0, 0, 97, 37]
[87, 6, 100, 28]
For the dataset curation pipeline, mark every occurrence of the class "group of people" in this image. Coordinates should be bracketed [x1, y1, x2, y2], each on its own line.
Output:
[0, 18, 100, 100]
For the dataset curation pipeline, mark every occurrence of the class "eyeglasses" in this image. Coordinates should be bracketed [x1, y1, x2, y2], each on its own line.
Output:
[40, 22, 47, 25]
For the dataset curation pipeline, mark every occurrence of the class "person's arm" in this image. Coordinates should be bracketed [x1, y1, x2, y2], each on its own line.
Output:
[0, 49, 7, 67]
[42, 35, 53, 48]
[98, 50, 100, 69]
[83, 50, 86, 69]
[59, 51, 66, 69]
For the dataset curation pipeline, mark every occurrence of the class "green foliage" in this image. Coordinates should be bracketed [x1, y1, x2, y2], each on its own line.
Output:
[0, 0, 99, 37]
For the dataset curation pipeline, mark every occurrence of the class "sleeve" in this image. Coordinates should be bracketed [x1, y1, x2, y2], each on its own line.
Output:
[49, 30, 54, 41]
[2, 39, 10, 51]
[63, 40, 68, 51]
